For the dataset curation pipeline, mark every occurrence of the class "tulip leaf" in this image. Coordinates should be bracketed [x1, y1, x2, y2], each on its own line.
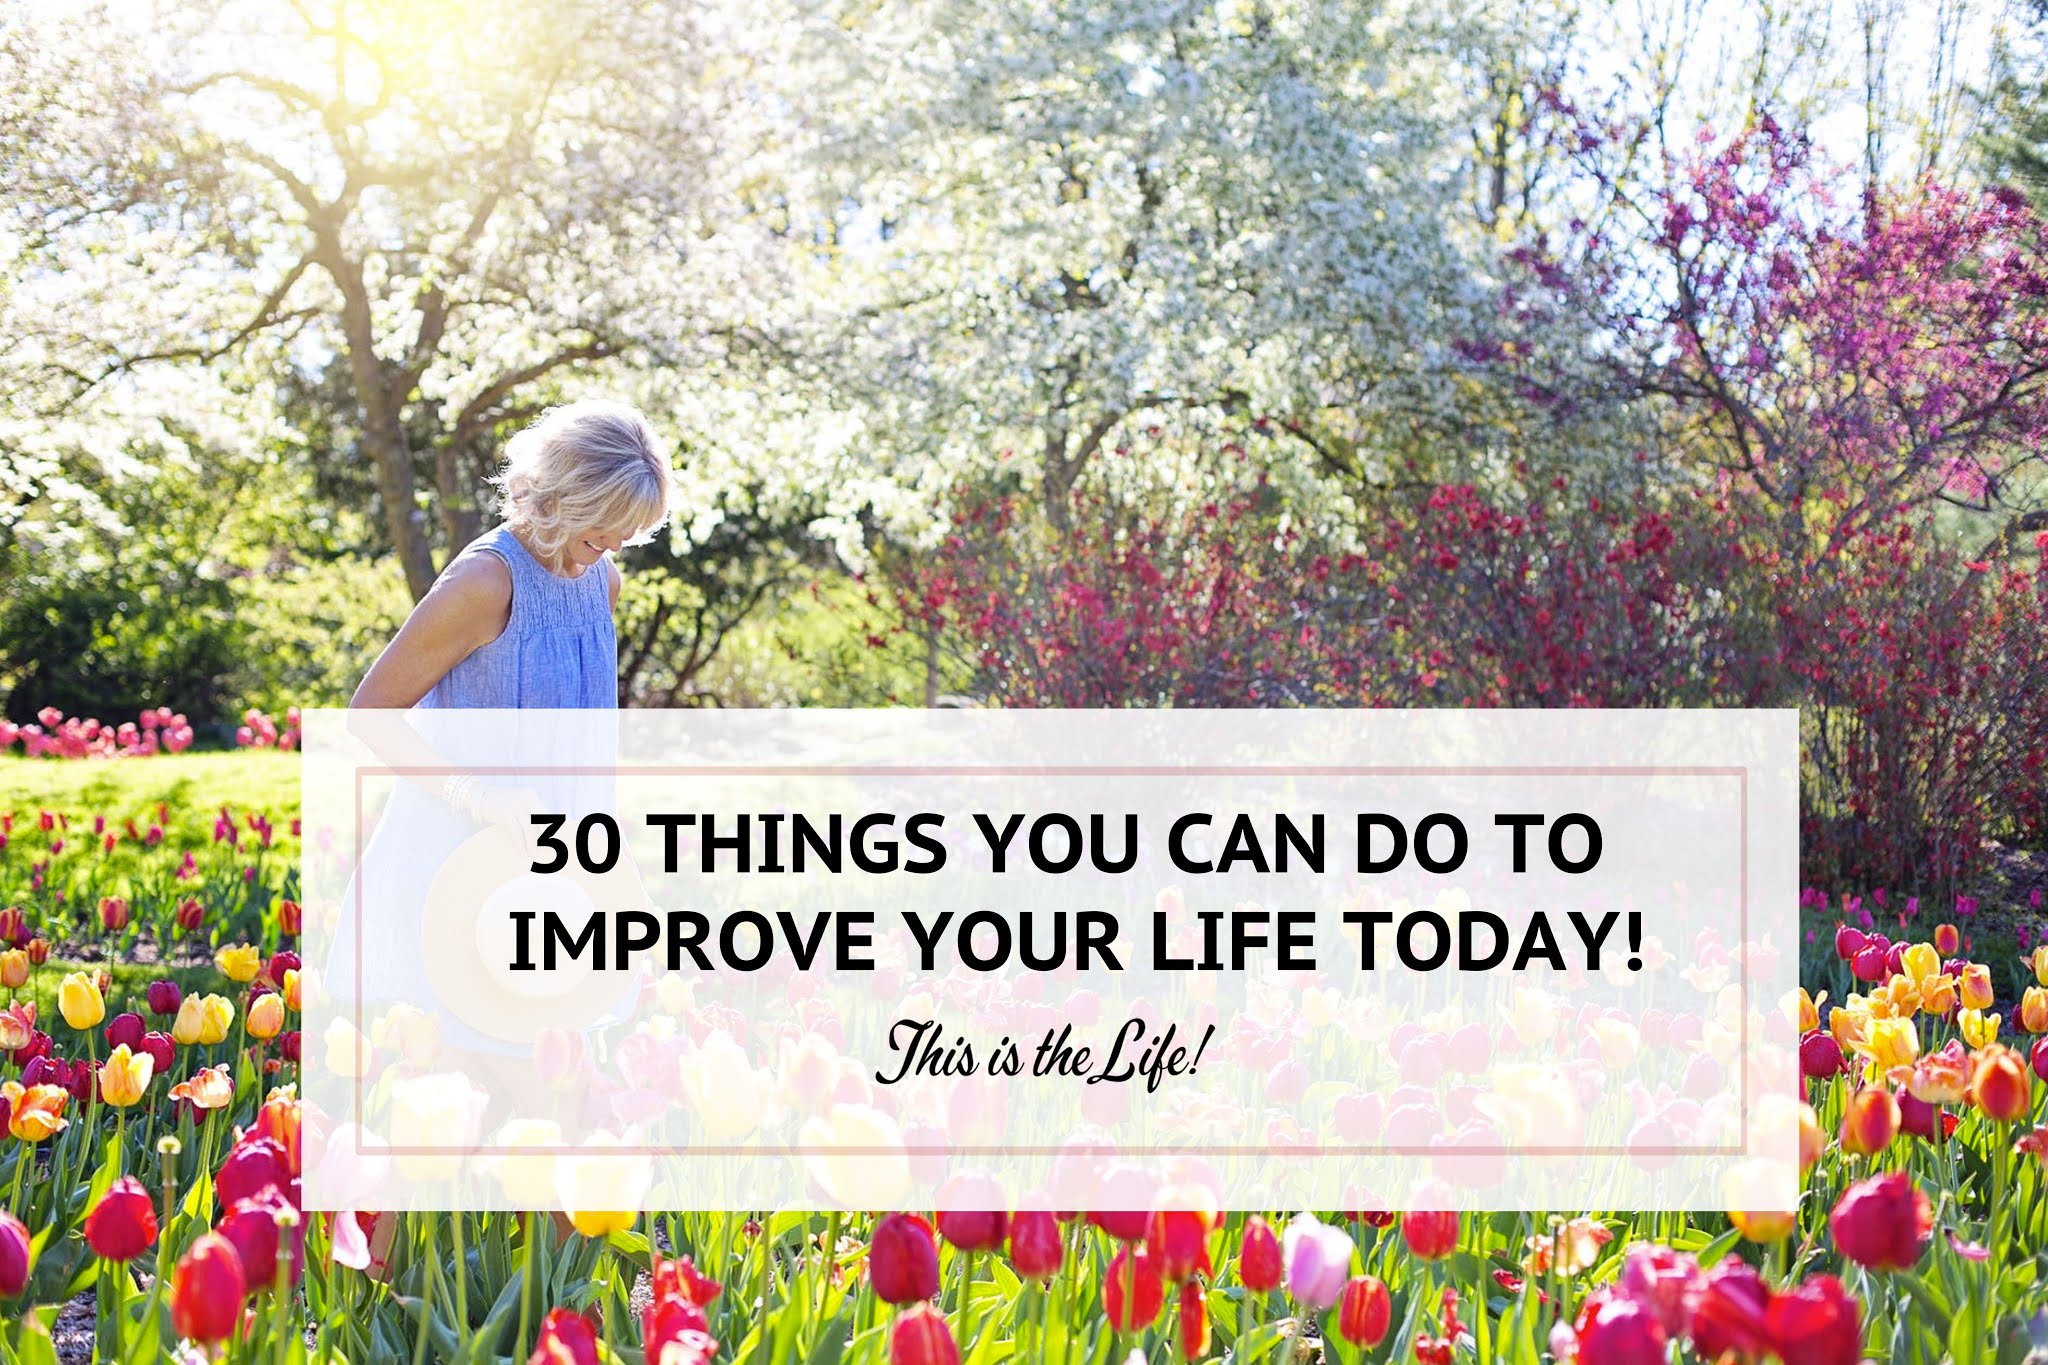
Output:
[1952, 1290, 1993, 1365]
[1896, 1268, 1955, 1334]
[1693, 1225, 1744, 1269]
[9, 1313, 60, 1365]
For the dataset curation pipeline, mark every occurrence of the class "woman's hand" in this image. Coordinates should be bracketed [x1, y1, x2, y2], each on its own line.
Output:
[351, 554, 514, 709]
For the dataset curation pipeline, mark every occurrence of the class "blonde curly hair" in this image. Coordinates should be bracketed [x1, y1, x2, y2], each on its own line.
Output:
[490, 399, 673, 560]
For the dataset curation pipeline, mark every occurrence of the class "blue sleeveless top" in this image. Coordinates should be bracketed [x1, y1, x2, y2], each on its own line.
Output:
[421, 524, 618, 709]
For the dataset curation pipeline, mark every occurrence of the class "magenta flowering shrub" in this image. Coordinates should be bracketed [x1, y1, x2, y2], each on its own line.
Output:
[0, 707, 195, 759]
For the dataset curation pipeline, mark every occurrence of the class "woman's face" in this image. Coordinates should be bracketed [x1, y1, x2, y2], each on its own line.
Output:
[561, 522, 635, 572]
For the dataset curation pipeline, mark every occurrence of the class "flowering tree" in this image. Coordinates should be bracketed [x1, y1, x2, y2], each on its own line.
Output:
[0, 0, 782, 598]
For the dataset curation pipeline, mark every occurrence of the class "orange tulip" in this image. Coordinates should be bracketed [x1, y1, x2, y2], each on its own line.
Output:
[1839, 1087, 1899, 1156]
[1970, 1048, 2033, 1123]
[2, 1081, 70, 1142]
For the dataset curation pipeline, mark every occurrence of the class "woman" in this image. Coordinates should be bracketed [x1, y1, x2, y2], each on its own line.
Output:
[331, 399, 673, 1078]
[353, 397, 674, 712]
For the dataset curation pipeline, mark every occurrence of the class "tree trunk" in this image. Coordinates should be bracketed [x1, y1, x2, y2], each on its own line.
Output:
[436, 441, 485, 557]
[365, 418, 439, 601]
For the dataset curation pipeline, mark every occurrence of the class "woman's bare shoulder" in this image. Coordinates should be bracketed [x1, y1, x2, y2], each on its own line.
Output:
[414, 548, 514, 645]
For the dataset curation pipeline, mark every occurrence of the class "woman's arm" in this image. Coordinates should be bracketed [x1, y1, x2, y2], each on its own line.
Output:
[352, 554, 513, 709]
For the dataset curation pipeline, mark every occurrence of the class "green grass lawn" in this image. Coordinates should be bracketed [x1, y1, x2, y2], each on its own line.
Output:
[1, 748, 300, 818]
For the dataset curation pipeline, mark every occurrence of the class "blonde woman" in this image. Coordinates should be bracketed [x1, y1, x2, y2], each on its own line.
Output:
[332, 399, 671, 1066]
[353, 398, 674, 710]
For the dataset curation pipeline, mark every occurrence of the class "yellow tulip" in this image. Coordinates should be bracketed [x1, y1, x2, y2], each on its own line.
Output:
[281, 968, 301, 1012]
[1797, 988, 1821, 1035]
[1961, 1008, 2001, 1049]
[1900, 942, 1940, 984]
[214, 944, 262, 984]
[2, 1080, 70, 1142]
[98, 1044, 154, 1107]
[1856, 1015, 1919, 1075]
[2024, 986, 2048, 1035]
[1799, 1103, 1825, 1171]
[568, 1207, 636, 1238]
[247, 992, 286, 1040]
[2033, 945, 2048, 988]
[1870, 975, 1920, 1019]
[196, 995, 234, 1046]
[0, 950, 27, 991]
[171, 996, 206, 1047]
[1730, 1208, 1795, 1243]
[1961, 964, 1995, 1012]
[57, 972, 104, 1031]
[1919, 975, 1957, 1017]
[1829, 1003, 1867, 1053]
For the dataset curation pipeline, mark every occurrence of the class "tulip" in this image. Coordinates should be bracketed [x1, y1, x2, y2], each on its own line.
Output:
[247, 993, 286, 1041]
[1176, 1279, 1210, 1361]
[282, 969, 301, 1012]
[1729, 1207, 1794, 1243]
[1281, 1213, 1352, 1310]
[890, 1304, 959, 1365]
[1799, 1031, 1843, 1079]
[169, 1231, 247, 1343]
[172, 997, 206, 1046]
[1799, 1103, 1825, 1170]
[1934, 923, 1960, 956]
[57, 972, 104, 1030]
[2033, 1036, 2048, 1083]
[869, 1213, 940, 1304]
[642, 1297, 711, 1363]
[146, 980, 182, 1018]
[98, 896, 129, 932]
[99, 1043, 154, 1107]
[1401, 1209, 1458, 1260]
[1616, 1243, 1702, 1336]
[1335, 1275, 1391, 1348]
[0, 1212, 30, 1297]
[1896, 1088, 1956, 1144]
[1765, 1274, 1862, 1365]
[277, 900, 303, 936]
[650, 1254, 721, 1306]
[530, 1308, 600, 1365]
[197, 995, 235, 1045]
[1961, 963, 1994, 1011]
[170, 1066, 235, 1112]
[1796, 988, 1820, 1034]
[139, 1032, 175, 1076]
[215, 944, 261, 984]
[1901, 1040, 1970, 1104]
[1145, 1198, 1214, 1282]
[85, 1176, 159, 1261]
[1830, 1171, 1931, 1270]
[175, 898, 204, 934]
[1960, 1008, 2001, 1049]
[1237, 1215, 1282, 1293]
[1970, 1047, 2032, 1122]
[1851, 944, 1887, 982]
[219, 1187, 303, 1290]
[2023, 987, 2048, 1035]
[1573, 1290, 1668, 1365]
[567, 1207, 634, 1238]
[0, 951, 26, 991]
[0, 908, 22, 950]
[2, 1081, 69, 1142]
[1857, 1015, 1918, 1074]
[1839, 1087, 1899, 1156]
[935, 1209, 1007, 1254]
[1007, 1210, 1063, 1281]
[1834, 925, 1866, 959]
[1104, 1246, 1165, 1332]
[1688, 1258, 1773, 1359]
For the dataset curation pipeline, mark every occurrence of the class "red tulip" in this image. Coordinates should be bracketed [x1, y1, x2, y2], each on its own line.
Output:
[528, 1307, 599, 1365]
[1145, 1206, 1213, 1282]
[216, 1136, 291, 1209]
[2034, 1035, 2048, 1083]
[1007, 1210, 1063, 1281]
[147, 980, 183, 1018]
[1335, 1275, 1391, 1348]
[170, 1231, 247, 1343]
[1104, 1246, 1166, 1333]
[1799, 1031, 1843, 1079]
[98, 897, 129, 932]
[24, 939, 48, 967]
[218, 1187, 302, 1290]
[1834, 925, 1866, 959]
[650, 1254, 722, 1306]
[1089, 1208, 1150, 1242]
[85, 1175, 158, 1261]
[1765, 1274, 1862, 1365]
[1573, 1290, 1668, 1365]
[643, 1296, 711, 1362]
[868, 1213, 940, 1304]
[104, 1012, 145, 1052]
[1688, 1258, 1773, 1359]
[1238, 1215, 1282, 1293]
[1400, 1209, 1458, 1261]
[1839, 1086, 1899, 1156]
[1830, 1171, 1931, 1270]
[277, 900, 303, 936]
[890, 1304, 960, 1365]
[935, 1208, 1008, 1253]
[1851, 944, 1887, 982]
[0, 1211, 31, 1297]
[264, 950, 301, 988]
[1969, 1048, 2032, 1122]
[175, 899, 204, 934]
[1177, 1280, 1211, 1361]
